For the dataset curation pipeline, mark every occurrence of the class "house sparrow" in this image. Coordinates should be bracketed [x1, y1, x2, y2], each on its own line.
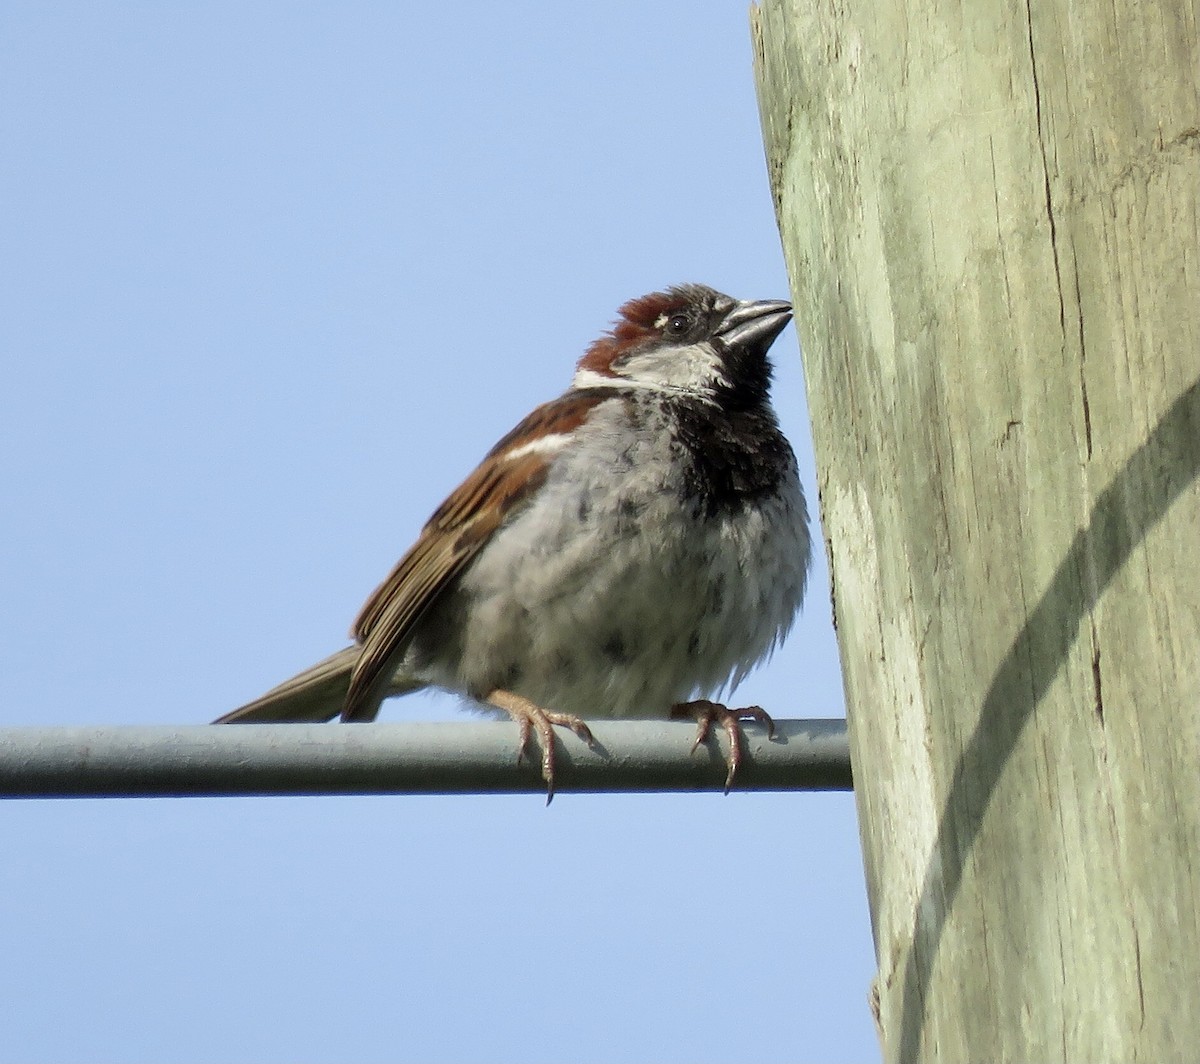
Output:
[216, 284, 811, 798]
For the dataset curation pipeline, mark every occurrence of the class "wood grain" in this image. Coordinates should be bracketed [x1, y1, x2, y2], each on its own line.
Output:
[752, 0, 1200, 1058]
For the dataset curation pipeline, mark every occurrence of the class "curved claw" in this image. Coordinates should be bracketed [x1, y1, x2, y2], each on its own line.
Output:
[486, 689, 595, 804]
[672, 700, 777, 793]
[737, 704, 776, 741]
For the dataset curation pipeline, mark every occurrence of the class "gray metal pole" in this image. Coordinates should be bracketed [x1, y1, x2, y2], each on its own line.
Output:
[0, 719, 850, 798]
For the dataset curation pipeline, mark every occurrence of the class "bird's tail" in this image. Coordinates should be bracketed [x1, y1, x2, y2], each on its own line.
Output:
[212, 647, 344, 723]
[215, 646, 427, 724]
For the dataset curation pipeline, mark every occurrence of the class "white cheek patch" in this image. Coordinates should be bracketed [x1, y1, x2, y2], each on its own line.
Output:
[614, 341, 729, 395]
[502, 433, 572, 462]
[571, 367, 631, 390]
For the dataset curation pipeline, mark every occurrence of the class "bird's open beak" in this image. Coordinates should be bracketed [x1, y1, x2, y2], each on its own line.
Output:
[714, 298, 793, 353]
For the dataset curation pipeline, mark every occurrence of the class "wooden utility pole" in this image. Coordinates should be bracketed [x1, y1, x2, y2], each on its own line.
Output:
[752, 1, 1200, 1060]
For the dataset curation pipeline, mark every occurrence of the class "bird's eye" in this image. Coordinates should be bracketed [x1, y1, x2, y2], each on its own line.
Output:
[666, 312, 690, 335]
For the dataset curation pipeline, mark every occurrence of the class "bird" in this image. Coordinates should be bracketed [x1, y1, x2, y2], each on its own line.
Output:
[216, 283, 811, 799]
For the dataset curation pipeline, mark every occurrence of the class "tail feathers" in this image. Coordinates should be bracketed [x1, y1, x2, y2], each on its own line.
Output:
[216, 645, 429, 724]
[215, 646, 359, 723]
[216, 646, 425, 724]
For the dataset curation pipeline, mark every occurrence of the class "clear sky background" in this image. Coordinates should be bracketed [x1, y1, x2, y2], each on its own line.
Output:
[0, 4, 878, 1062]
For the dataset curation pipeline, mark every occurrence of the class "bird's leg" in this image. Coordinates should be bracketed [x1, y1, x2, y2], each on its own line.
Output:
[671, 699, 776, 794]
[485, 689, 595, 803]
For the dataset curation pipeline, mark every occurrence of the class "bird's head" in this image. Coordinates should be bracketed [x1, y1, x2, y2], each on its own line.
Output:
[573, 283, 793, 410]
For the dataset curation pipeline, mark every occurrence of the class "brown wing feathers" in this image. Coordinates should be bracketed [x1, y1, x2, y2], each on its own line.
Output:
[339, 392, 604, 722]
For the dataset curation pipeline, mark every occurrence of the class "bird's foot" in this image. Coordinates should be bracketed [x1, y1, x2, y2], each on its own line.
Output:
[485, 689, 595, 804]
[671, 699, 775, 794]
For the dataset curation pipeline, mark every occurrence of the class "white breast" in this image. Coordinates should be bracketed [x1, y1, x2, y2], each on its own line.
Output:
[408, 398, 811, 718]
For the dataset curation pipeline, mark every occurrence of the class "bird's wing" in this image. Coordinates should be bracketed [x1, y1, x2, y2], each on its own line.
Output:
[341, 390, 607, 721]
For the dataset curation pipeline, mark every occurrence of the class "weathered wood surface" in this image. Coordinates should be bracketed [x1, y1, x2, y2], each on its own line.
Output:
[752, 1, 1200, 1060]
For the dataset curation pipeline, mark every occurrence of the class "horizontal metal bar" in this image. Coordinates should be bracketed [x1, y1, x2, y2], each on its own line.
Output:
[0, 719, 851, 798]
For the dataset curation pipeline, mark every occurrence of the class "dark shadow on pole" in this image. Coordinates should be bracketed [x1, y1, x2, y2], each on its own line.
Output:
[898, 376, 1200, 1060]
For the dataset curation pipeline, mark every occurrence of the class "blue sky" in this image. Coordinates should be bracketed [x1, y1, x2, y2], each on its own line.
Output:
[0, 4, 877, 1061]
